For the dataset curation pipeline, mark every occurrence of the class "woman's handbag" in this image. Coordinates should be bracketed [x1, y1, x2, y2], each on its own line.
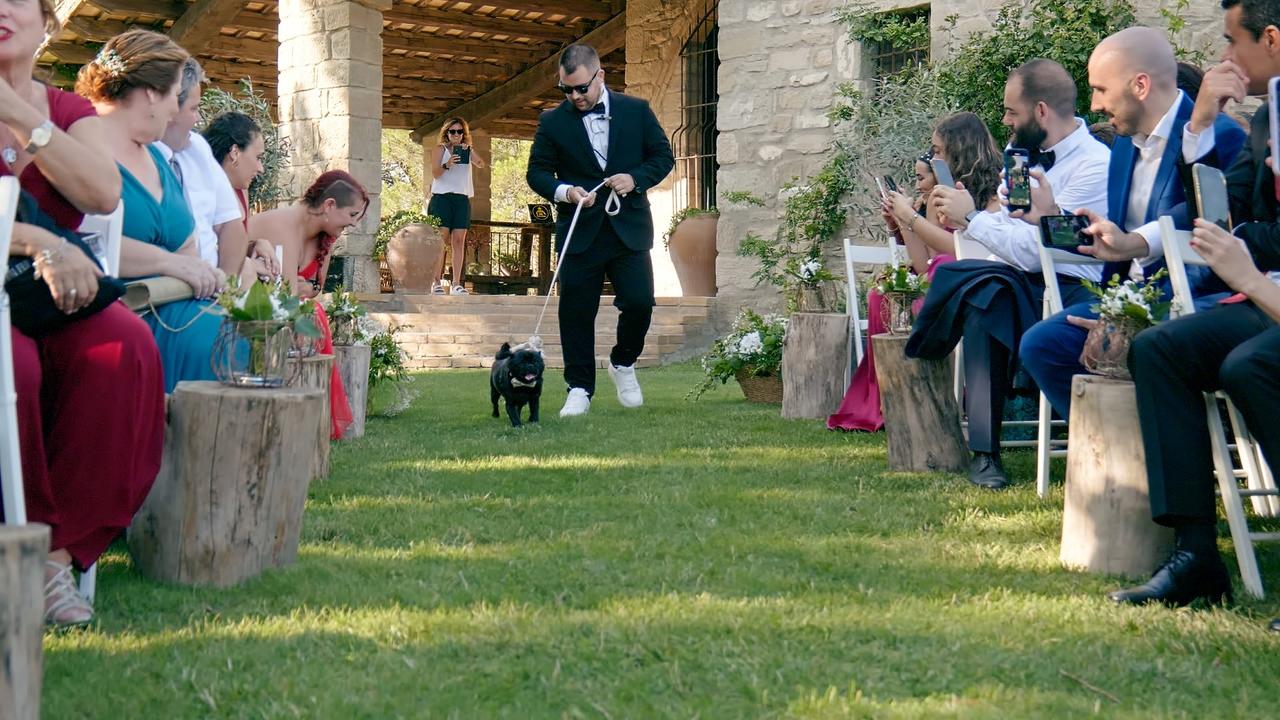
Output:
[4, 190, 124, 337]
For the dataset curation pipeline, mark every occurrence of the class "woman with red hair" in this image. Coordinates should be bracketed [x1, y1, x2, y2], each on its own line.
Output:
[249, 170, 366, 438]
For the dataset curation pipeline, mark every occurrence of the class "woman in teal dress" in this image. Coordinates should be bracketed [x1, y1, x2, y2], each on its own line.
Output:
[78, 29, 226, 392]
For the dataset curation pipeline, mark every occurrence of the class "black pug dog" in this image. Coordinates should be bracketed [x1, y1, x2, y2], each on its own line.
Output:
[490, 342, 545, 427]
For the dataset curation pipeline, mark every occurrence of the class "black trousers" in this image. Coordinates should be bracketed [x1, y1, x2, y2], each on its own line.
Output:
[557, 222, 654, 394]
[963, 279, 1092, 454]
[1130, 301, 1280, 526]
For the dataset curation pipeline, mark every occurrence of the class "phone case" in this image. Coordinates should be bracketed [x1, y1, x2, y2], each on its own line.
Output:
[931, 158, 955, 187]
[1192, 163, 1232, 229]
[1270, 76, 1280, 177]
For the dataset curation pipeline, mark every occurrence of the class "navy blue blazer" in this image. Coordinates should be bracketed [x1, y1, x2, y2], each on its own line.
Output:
[1101, 94, 1247, 283]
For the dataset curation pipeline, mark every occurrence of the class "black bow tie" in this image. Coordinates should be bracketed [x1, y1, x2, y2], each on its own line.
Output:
[583, 103, 607, 117]
[1031, 149, 1056, 171]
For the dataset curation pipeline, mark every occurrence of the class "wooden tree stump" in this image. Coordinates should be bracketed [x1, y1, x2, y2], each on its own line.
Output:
[1062, 375, 1174, 578]
[872, 333, 967, 473]
[0, 524, 47, 720]
[782, 312, 849, 419]
[290, 353, 334, 480]
[128, 381, 324, 587]
[334, 344, 371, 439]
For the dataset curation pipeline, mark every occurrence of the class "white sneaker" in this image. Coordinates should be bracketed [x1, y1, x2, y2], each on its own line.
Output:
[608, 364, 643, 408]
[450, 285, 469, 295]
[559, 387, 591, 417]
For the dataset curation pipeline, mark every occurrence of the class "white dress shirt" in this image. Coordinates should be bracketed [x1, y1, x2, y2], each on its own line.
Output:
[554, 88, 611, 203]
[1123, 92, 1186, 265]
[964, 118, 1111, 278]
[155, 132, 242, 268]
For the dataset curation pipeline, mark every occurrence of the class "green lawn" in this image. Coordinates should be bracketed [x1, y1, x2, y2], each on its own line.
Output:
[45, 364, 1280, 718]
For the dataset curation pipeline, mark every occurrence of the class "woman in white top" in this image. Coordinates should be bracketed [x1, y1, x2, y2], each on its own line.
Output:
[428, 116, 486, 295]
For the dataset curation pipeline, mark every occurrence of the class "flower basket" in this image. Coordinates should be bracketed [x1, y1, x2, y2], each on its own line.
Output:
[331, 317, 358, 346]
[880, 290, 922, 335]
[1080, 318, 1142, 381]
[795, 281, 838, 313]
[211, 319, 296, 388]
[735, 369, 784, 403]
[378, 258, 394, 294]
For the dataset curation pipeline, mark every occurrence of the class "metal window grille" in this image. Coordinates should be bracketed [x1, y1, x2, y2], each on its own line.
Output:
[670, 0, 719, 213]
[870, 7, 931, 78]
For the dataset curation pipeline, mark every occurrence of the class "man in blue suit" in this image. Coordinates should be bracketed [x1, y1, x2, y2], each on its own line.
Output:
[1019, 27, 1246, 419]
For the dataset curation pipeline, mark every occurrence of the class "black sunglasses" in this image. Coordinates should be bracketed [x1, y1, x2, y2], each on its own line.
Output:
[556, 77, 595, 96]
[447, 128, 465, 135]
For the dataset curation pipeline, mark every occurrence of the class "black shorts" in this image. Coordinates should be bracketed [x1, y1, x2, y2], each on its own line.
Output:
[428, 192, 471, 230]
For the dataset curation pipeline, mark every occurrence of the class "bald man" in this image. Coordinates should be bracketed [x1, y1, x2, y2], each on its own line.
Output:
[1019, 27, 1246, 420]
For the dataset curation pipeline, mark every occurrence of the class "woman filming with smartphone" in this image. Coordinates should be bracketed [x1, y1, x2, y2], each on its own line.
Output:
[428, 116, 486, 295]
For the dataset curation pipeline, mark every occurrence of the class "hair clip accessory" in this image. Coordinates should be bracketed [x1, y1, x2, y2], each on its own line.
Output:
[94, 48, 128, 78]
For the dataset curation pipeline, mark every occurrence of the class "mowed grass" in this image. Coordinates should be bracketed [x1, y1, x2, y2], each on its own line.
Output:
[44, 364, 1280, 718]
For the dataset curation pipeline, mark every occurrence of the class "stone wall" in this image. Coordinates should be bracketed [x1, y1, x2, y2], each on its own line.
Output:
[277, 0, 389, 293]
[713, 0, 1228, 322]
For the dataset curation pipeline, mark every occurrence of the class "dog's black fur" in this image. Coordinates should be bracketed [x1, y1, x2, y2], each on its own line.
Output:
[490, 342, 545, 427]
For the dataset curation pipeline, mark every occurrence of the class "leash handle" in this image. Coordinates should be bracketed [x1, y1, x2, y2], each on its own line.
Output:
[531, 180, 621, 339]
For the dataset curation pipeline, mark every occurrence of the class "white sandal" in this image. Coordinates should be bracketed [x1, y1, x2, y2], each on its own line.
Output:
[44, 560, 93, 628]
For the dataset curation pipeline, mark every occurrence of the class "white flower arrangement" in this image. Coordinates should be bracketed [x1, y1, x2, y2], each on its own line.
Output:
[798, 259, 823, 281]
[1084, 269, 1171, 329]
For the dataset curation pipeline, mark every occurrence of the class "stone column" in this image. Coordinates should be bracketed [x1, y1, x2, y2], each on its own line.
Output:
[277, 0, 389, 293]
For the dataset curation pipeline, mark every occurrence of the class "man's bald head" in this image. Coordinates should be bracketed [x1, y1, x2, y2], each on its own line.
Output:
[1090, 26, 1178, 93]
[1087, 27, 1180, 136]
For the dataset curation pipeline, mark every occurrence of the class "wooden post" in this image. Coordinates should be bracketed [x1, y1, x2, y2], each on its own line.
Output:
[872, 333, 967, 472]
[128, 382, 324, 587]
[1061, 375, 1174, 578]
[0, 524, 47, 720]
[290, 353, 334, 480]
[781, 312, 849, 419]
[334, 344, 371, 439]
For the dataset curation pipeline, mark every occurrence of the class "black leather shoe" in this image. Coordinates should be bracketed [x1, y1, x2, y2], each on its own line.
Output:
[968, 452, 1009, 489]
[1269, 618, 1280, 633]
[1107, 549, 1233, 607]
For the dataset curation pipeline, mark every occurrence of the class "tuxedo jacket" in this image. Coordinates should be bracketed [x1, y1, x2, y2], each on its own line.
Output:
[526, 91, 675, 255]
[1102, 94, 1246, 282]
[1188, 104, 1280, 271]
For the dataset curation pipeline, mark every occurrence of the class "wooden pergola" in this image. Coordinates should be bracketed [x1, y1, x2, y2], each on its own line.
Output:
[38, 0, 628, 139]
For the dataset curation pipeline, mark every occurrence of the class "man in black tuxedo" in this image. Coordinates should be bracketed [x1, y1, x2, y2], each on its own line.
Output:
[1103, 0, 1280, 608]
[526, 44, 674, 417]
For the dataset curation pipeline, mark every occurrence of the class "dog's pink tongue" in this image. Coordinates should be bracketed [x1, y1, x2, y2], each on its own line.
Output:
[524, 374, 536, 381]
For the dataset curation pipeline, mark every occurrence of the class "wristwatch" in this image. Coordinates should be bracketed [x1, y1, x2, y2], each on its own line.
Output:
[24, 120, 53, 155]
[964, 209, 981, 224]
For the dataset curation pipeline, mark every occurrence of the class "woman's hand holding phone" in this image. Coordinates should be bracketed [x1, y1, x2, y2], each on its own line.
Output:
[930, 183, 975, 228]
[1190, 218, 1265, 293]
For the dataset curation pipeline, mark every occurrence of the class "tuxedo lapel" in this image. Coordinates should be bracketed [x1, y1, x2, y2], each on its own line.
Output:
[1145, 96, 1194, 223]
[605, 93, 623, 174]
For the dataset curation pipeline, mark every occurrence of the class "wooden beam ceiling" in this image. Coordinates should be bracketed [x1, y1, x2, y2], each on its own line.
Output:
[475, 1, 614, 21]
[381, 8, 579, 44]
[87, 0, 185, 17]
[381, 29, 550, 63]
[170, 0, 251, 50]
[409, 11, 626, 141]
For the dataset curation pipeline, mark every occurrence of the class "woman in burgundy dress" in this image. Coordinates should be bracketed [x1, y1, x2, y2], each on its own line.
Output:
[248, 170, 364, 439]
[1, 7, 165, 626]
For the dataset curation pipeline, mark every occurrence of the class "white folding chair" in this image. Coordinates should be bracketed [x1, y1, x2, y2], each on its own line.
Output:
[1035, 245, 1107, 497]
[74, 203, 123, 602]
[78, 200, 123, 276]
[950, 231, 1057, 495]
[1161, 215, 1280, 598]
[1, 177, 26, 527]
[842, 234, 899, 384]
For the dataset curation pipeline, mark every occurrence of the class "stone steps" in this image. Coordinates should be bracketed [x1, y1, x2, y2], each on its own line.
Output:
[357, 293, 713, 369]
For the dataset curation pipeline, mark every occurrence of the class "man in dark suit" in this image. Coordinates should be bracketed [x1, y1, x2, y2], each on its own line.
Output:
[1019, 27, 1246, 420]
[526, 44, 674, 417]
[1103, 0, 1280, 608]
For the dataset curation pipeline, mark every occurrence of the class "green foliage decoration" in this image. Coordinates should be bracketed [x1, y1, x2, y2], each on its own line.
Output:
[663, 206, 720, 248]
[373, 210, 440, 261]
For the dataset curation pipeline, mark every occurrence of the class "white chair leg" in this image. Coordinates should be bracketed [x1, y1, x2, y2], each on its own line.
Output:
[79, 563, 96, 604]
[1226, 401, 1277, 518]
[1035, 391, 1053, 499]
[1256, 449, 1280, 517]
[1206, 395, 1264, 599]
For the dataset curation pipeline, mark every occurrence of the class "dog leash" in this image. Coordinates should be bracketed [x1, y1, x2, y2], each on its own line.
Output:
[525, 179, 621, 352]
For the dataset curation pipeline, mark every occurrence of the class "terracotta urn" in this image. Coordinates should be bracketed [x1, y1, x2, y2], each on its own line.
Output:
[667, 214, 718, 297]
[385, 223, 445, 293]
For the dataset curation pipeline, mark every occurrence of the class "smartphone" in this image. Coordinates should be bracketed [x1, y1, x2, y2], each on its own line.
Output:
[1039, 214, 1094, 253]
[453, 146, 471, 165]
[883, 175, 899, 194]
[930, 157, 955, 187]
[874, 176, 888, 201]
[1192, 163, 1232, 230]
[1269, 76, 1280, 176]
[1005, 148, 1032, 212]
